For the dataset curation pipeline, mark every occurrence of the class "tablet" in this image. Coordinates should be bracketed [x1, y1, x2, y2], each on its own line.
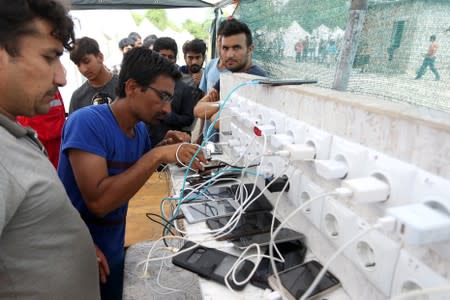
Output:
[258, 79, 318, 86]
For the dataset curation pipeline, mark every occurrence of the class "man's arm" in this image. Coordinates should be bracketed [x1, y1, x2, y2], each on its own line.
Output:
[68, 143, 206, 217]
[193, 88, 220, 120]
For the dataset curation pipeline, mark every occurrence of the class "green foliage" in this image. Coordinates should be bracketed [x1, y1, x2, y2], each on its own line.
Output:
[144, 9, 169, 31]
[131, 12, 144, 26]
[182, 19, 211, 40]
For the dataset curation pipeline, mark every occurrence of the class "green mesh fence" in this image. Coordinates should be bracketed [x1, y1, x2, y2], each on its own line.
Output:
[234, 0, 450, 113]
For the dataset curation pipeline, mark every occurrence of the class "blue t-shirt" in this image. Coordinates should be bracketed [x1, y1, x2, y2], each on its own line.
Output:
[199, 58, 231, 93]
[58, 104, 151, 260]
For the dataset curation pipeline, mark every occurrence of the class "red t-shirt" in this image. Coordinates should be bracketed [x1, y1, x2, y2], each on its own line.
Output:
[16, 90, 66, 168]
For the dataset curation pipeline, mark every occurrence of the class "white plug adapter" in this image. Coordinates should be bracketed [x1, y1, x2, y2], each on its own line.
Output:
[315, 159, 348, 180]
[341, 176, 390, 203]
[282, 143, 315, 161]
[387, 202, 450, 245]
[270, 133, 294, 149]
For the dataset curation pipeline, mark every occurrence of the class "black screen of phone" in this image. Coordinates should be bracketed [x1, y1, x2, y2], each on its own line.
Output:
[279, 260, 340, 298]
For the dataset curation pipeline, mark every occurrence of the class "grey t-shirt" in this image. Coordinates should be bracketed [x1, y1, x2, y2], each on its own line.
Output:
[0, 114, 100, 299]
[69, 74, 118, 114]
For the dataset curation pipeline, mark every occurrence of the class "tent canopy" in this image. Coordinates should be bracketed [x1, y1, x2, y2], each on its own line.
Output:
[70, 0, 214, 10]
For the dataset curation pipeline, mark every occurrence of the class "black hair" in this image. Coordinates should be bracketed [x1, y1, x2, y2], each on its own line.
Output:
[117, 47, 181, 98]
[182, 38, 207, 56]
[142, 35, 157, 49]
[220, 19, 253, 47]
[153, 37, 178, 57]
[69, 37, 100, 65]
[0, 0, 74, 56]
[128, 32, 141, 41]
[430, 35, 436, 41]
[119, 37, 134, 50]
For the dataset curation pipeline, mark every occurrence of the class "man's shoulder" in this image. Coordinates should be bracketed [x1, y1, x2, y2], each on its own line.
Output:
[71, 81, 91, 97]
[246, 65, 267, 77]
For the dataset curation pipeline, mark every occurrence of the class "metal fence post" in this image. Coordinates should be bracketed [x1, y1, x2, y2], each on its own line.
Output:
[333, 0, 368, 91]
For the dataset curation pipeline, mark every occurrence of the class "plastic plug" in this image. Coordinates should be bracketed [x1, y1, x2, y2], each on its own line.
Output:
[282, 143, 315, 161]
[314, 159, 348, 180]
[341, 176, 390, 203]
[387, 202, 450, 245]
[254, 124, 276, 137]
[270, 133, 294, 149]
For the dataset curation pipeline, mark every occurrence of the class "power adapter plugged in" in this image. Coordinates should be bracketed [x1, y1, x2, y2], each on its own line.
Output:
[340, 176, 390, 203]
[387, 202, 450, 245]
[282, 143, 315, 161]
[314, 159, 348, 180]
[265, 174, 290, 193]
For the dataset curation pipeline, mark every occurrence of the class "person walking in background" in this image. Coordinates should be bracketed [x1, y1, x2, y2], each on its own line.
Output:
[69, 37, 118, 113]
[16, 90, 66, 168]
[0, 1, 100, 299]
[415, 34, 440, 81]
[295, 38, 303, 63]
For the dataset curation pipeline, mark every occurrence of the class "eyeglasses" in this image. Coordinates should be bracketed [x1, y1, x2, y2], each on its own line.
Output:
[144, 85, 174, 103]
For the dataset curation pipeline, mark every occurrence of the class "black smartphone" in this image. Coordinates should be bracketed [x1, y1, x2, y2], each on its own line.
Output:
[172, 241, 255, 290]
[268, 260, 341, 300]
[205, 211, 280, 241]
[258, 79, 318, 86]
[250, 239, 307, 289]
[232, 228, 305, 248]
[230, 184, 273, 212]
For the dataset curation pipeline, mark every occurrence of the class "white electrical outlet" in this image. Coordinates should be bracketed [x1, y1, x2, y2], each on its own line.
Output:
[363, 150, 418, 207]
[291, 176, 325, 228]
[284, 118, 307, 144]
[303, 125, 332, 159]
[343, 228, 401, 296]
[320, 199, 361, 247]
[287, 169, 302, 207]
[328, 136, 369, 179]
[391, 250, 450, 300]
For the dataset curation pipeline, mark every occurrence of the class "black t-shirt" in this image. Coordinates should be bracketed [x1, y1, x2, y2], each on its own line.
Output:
[213, 65, 266, 93]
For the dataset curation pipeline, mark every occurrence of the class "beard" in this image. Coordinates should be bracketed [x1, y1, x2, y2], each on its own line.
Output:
[189, 64, 202, 73]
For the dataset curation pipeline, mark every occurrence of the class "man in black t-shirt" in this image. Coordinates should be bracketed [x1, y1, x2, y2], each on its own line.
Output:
[193, 19, 266, 142]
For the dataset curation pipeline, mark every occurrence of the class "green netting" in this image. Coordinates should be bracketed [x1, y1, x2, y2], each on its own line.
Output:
[234, 0, 450, 113]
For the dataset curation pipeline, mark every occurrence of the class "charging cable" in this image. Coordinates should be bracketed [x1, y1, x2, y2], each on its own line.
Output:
[299, 216, 396, 300]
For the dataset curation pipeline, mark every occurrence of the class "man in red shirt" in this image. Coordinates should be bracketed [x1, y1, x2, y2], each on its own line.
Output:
[415, 35, 440, 81]
[17, 90, 66, 168]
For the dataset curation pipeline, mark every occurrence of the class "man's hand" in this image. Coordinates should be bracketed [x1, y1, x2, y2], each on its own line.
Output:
[192, 72, 202, 85]
[157, 130, 191, 146]
[206, 88, 219, 102]
[95, 245, 110, 284]
[152, 143, 207, 171]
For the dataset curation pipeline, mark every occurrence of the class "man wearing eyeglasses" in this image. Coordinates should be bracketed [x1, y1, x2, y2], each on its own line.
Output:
[57, 47, 207, 300]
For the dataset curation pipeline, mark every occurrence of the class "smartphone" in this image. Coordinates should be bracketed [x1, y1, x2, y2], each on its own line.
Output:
[230, 184, 273, 212]
[268, 260, 341, 300]
[206, 211, 280, 241]
[172, 241, 255, 290]
[233, 228, 305, 248]
[180, 199, 240, 223]
[181, 185, 235, 203]
[250, 239, 307, 289]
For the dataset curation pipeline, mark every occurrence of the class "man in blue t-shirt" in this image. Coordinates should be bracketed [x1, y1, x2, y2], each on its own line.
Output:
[58, 47, 207, 300]
[193, 19, 266, 143]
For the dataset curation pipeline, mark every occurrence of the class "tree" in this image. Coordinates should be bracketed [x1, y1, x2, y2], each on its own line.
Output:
[183, 19, 211, 40]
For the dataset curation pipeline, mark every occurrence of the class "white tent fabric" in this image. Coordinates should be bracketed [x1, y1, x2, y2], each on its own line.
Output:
[283, 21, 310, 57]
